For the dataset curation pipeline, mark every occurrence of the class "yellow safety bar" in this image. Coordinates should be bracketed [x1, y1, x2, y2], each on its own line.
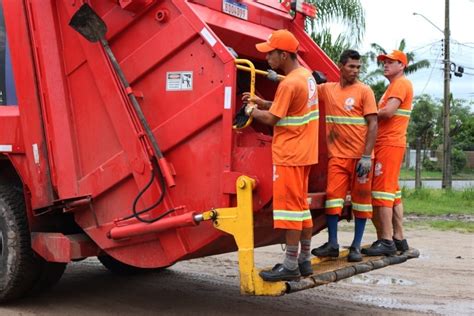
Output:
[235, 65, 285, 81]
[233, 59, 256, 129]
[232, 60, 286, 130]
[200, 176, 286, 295]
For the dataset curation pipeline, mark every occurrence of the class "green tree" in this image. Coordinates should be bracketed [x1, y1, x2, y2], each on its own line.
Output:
[408, 94, 439, 150]
[449, 98, 474, 151]
[408, 95, 440, 171]
[432, 96, 473, 174]
[305, 0, 365, 63]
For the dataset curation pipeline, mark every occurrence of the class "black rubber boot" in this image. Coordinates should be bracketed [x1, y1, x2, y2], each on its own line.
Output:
[348, 246, 363, 262]
[298, 261, 313, 277]
[363, 239, 397, 256]
[311, 242, 339, 257]
[259, 264, 300, 282]
[361, 240, 380, 254]
[394, 238, 409, 252]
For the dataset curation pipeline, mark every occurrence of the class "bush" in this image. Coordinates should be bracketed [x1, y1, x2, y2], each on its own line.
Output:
[422, 157, 440, 171]
[451, 148, 467, 174]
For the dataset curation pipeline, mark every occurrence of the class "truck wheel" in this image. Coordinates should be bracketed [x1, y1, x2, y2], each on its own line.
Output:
[98, 254, 169, 275]
[0, 185, 41, 302]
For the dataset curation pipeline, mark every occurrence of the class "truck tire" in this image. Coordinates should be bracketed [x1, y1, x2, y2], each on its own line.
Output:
[98, 254, 169, 275]
[0, 185, 41, 302]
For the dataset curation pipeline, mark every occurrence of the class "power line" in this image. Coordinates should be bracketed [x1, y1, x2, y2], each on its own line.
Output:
[451, 40, 474, 49]
[408, 40, 442, 53]
[420, 49, 443, 95]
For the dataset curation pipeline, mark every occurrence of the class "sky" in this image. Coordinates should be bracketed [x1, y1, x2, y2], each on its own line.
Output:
[357, 0, 474, 103]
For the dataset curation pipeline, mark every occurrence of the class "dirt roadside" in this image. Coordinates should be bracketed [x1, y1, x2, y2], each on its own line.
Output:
[0, 228, 472, 316]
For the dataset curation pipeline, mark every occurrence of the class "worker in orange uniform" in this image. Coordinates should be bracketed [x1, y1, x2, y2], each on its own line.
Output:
[311, 50, 378, 262]
[364, 50, 413, 256]
[242, 29, 318, 281]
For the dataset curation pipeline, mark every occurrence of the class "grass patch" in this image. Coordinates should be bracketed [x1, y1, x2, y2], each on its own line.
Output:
[404, 220, 474, 233]
[428, 220, 474, 233]
[402, 187, 474, 216]
[399, 168, 474, 180]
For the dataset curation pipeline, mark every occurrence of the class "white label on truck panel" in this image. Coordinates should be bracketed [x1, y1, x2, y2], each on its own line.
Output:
[224, 86, 232, 109]
[166, 72, 193, 91]
[0, 144, 12, 152]
[32, 143, 40, 164]
[200, 27, 217, 47]
[223, 0, 248, 20]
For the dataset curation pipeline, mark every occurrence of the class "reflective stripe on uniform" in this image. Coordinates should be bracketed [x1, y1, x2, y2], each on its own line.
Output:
[395, 190, 402, 199]
[325, 115, 366, 125]
[352, 202, 373, 212]
[273, 210, 312, 222]
[394, 109, 411, 117]
[325, 198, 345, 208]
[372, 191, 396, 201]
[276, 110, 319, 127]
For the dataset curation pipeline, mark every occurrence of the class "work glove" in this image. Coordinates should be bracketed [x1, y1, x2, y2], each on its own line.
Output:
[356, 155, 372, 178]
[267, 69, 279, 82]
[233, 103, 253, 129]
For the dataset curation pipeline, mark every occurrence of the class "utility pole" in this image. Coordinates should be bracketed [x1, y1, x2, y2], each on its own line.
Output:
[442, 0, 451, 189]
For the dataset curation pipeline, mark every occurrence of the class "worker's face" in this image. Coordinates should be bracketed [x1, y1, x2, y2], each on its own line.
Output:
[383, 59, 405, 77]
[340, 58, 361, 83]
[266, 50, 287, 70]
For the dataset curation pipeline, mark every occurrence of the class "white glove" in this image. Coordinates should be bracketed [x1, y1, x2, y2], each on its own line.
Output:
[356, 155, 372, 177]
[267, 69, 279, 82]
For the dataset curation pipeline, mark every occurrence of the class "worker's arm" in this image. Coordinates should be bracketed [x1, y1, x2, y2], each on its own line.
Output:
[363, 114, 377, 156]
[246, 105, 280, 126]
[378, 97, 401, 120]
[242, 92, 272, 110]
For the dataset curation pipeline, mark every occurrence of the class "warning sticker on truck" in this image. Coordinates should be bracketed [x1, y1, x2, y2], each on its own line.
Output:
[166, 72, 193, 91]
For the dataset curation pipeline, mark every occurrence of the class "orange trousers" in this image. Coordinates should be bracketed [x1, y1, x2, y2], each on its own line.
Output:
[273, 165, 313, 231]
[372, 145, 405, 207]
[325, 157, 373, 219]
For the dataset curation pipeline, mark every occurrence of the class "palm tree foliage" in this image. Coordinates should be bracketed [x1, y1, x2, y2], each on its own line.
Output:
[305, 0, 365, 63]
[366, 39, 431, 76]
[311, 29, 354, 63]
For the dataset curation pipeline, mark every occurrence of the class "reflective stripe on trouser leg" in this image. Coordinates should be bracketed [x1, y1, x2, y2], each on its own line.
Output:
[351, 202, 373, 219]
[273, 210, 312, 230]
[394, 189, 402, 206]
[325, 198, 344, 216]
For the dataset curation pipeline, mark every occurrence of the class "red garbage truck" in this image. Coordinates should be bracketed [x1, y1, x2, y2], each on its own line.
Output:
[0, 0, 417, 301]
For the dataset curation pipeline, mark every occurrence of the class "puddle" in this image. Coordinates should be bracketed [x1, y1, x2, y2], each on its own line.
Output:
[355, 294, 437, 311]
[345, 274, 415, 286]
[354, 294, 474, 315]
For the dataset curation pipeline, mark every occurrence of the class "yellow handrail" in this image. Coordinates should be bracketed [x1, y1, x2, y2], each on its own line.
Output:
[233, 59, 256, 129]
[235, 65, 285, 81]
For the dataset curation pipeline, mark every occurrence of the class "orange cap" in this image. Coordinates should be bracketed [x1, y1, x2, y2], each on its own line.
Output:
[256, 29, 299, 53]
[377, 50, 408, 66]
